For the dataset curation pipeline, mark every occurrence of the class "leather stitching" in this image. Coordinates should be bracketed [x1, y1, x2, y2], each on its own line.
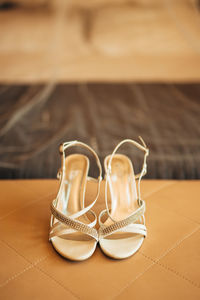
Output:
[0, 238, 40, 266]
[0, 238, 79, 299]
[1, 180, 199, 298]
[0, 256, 47, 288]
[140, 252, 200, 289]
[112, 225, 200, 299]
[35, 265, 80, 300]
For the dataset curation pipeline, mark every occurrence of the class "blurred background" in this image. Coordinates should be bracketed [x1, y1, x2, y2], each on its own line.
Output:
[0, 0, 200, 179]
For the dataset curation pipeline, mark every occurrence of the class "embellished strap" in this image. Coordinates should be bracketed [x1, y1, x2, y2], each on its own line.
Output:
[99, 200, 146, 239]
[50, 200, 98, 241]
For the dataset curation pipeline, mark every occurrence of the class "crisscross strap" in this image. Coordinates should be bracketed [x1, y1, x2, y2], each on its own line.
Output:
[99, 200, 146, 239]
[50, 200, 98, 241]
[105, 137, 149, 221]
[50, 140, 102, 241]
[49, 216, 97, 240]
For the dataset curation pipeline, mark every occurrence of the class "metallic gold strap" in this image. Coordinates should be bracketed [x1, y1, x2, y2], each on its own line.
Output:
[50, 201, 98, 241]
[99, 200, 145, 238]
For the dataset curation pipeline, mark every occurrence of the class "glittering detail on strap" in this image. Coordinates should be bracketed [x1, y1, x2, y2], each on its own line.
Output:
[99, 201, 145, 239]
[50, 201, 98, 241]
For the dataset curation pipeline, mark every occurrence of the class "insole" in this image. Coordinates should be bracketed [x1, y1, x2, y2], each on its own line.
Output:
[105, 154, 139, 225]
[56, 154, 89, 223]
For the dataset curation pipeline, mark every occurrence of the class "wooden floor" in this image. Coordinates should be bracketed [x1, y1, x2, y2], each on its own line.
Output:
[0, 0, 200, 82]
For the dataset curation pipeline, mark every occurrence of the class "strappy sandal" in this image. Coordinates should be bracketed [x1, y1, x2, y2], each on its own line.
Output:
[49, 141, 102, 261]
[99, 138, 149, 259]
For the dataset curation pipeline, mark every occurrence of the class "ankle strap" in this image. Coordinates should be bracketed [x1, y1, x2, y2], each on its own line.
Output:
[107, 137, 149, 178]
[59, 140, 102, 179]
[58, 140, 102, 219]
[105, 137, 149, 221]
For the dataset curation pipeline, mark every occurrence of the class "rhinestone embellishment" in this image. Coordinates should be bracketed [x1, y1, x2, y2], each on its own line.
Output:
[50, 202, 98, 240]
[99, 202, 145, 238]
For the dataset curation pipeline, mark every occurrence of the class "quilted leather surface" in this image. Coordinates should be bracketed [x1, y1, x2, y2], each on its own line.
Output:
[0, 179, 199, 299]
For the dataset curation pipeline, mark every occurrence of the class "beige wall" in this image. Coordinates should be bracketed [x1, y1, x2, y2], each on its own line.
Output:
[0, 0, 200, 82]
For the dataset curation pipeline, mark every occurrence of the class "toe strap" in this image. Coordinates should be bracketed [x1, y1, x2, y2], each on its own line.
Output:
[113, 223, 147, 237]
[99, 200, 146, 239]
[50, 200, 98, 241]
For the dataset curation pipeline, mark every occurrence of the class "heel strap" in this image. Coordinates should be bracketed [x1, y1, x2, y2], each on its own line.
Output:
[107, 137, 149, 178]
[105, 137, 149, 221]
[59, 140, 102, 179]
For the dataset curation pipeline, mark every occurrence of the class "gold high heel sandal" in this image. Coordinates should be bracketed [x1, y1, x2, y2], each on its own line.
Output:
[99, 138, 149, 259]
[49, 141, 102, 261]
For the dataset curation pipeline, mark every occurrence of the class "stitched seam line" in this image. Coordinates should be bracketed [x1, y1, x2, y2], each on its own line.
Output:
[0, 256, 47, 288]
[35, 265, 80, 300]
[140, 252, 200, 288]
[0, 238, 39, 265]
[0, 238, 79, 299]
[112, 225, 200, 299]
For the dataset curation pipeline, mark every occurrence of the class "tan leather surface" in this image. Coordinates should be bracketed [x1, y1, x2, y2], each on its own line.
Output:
[0, 179, 199, 299]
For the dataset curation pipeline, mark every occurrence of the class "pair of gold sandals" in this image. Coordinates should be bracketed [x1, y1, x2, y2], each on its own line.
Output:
[49, 138, 149, 261]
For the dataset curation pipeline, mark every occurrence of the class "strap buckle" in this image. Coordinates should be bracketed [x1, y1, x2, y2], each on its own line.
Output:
[143, 163, 147, 174]
[107, 164, 112, 175]
[57, 169, 62, 179]
[98, 175, 103, 181]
